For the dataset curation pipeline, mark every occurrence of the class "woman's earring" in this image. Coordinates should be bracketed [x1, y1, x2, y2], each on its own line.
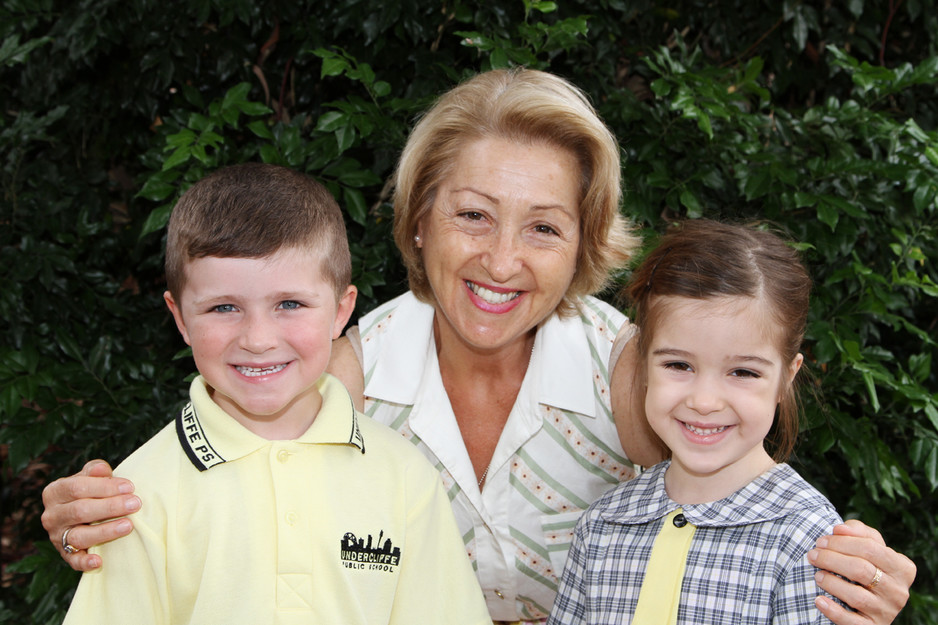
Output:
[414, 234, 421, 247]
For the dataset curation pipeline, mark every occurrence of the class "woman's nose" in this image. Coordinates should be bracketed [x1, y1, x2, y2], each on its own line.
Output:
[482, 228, 523, 282]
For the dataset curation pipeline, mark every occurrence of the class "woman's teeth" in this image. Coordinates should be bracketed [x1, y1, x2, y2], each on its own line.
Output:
[467, 281, 521, 305]
[237, 364, 287, 377]
[683, 422, 728, 436]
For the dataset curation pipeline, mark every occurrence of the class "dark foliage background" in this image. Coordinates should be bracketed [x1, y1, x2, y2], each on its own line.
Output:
[2, 1, 936, 622]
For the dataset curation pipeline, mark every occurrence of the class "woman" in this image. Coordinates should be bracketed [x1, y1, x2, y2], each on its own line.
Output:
[43, 69, 914, 623]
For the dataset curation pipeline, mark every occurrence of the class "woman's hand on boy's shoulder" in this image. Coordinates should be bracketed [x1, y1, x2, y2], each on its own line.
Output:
[41, 459, 140, 571]
[809, 520, 916, 625]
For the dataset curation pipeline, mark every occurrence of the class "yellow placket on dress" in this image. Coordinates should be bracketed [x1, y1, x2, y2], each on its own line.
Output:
[632, 508, 697, 625]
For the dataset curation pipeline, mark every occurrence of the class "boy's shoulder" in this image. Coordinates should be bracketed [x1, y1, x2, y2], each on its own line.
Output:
[112, 418, 186, 490]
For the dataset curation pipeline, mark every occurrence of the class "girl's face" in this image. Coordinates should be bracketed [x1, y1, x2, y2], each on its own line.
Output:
[643, 295, 803, 504]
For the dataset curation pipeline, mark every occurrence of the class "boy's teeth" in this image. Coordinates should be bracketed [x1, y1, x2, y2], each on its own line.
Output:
[237, 364, 287, 377]
[467, 281, 520, 305]
[684, 422, 728, 436]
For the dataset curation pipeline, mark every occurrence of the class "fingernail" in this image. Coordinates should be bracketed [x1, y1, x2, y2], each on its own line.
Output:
[116, 518, 132, 533]
[816, 536, 828, 549]
[816, 595, 829, 608]
[807, 549, 817, 563]
[815, 571, 826, 583]
[118, 481, 134, 494]
[124, 496, 141, 512]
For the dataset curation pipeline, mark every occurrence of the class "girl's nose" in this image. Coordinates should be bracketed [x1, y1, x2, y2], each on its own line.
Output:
[685, 379, 724, 415]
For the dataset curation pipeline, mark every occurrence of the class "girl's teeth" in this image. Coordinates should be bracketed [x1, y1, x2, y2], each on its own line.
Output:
[684, 422, 728, 436]
[237, 364, 287, 377]
[467, 281, 520, 305]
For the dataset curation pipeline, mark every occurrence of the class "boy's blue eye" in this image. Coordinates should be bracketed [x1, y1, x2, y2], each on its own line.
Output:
[212, 304, 237, 313]
[279, 300, 302, 310]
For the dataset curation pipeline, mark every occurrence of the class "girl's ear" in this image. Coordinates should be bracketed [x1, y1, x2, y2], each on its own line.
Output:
[788, 353, 805, 382]
[781, 353, 804, 399]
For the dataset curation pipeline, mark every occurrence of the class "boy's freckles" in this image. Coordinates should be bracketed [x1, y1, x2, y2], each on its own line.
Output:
[163, 247, 355, 440]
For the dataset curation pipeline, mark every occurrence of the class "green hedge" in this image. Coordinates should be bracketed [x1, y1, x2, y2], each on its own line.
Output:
[2, 1, 936, 622]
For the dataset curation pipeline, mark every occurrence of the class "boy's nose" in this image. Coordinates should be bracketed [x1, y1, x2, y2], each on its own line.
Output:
[240, 315, 278, 353]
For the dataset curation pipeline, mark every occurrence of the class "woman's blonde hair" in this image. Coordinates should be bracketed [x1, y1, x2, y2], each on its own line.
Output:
[393, 68, 639, 314]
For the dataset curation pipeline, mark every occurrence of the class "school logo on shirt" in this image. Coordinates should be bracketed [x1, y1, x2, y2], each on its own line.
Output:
[340, 530, 400, 573]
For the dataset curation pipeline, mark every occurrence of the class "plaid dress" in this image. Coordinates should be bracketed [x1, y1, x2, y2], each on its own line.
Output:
[549, 462, 841, 624]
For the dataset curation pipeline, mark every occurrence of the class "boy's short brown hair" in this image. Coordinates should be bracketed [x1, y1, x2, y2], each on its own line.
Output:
[165, 163, 351, 301]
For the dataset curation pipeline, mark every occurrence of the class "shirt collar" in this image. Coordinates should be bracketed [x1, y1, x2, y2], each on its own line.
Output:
[600, 461, 829, 527]
[176, 374, 364, 472]
[362, 292, 597, 418]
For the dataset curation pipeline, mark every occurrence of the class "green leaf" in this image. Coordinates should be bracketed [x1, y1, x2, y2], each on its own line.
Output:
[344, 188, 368, 226]
[678, 188, 702, 218]
[335, 124, 356, 153]
[317, 111, 346, 132]
[816, 200, 839, 231]
[140, 205, 173, 238]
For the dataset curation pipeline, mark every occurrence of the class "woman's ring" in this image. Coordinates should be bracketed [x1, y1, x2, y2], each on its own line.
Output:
[867, 567, 883, 590]
[61, 527, 79, 554]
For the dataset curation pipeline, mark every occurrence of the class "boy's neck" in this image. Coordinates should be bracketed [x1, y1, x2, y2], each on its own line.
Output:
[663, 450, 776, 505]
[209, 383, 324, 441]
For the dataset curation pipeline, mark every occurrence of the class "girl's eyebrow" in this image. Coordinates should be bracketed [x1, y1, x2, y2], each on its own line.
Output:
[651, 347, 776, 367]
[731, 354, 776, 366]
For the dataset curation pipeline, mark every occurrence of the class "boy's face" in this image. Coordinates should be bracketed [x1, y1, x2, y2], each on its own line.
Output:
[164, 247, 356, 438]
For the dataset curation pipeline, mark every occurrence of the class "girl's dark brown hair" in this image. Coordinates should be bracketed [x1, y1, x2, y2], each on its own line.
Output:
[625, 219, 812, 461]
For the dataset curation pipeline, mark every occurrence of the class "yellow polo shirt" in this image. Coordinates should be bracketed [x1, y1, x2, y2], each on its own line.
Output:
[64, 374, 490, 625]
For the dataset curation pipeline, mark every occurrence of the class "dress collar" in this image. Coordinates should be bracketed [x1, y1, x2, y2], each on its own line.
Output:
[600, 461, 830, 527]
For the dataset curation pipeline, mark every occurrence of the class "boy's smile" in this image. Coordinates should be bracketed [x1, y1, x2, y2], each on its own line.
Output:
[164, 247, 356, 440]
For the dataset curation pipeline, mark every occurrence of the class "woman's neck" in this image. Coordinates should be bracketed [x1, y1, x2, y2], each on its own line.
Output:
[432, 316, 536, 383]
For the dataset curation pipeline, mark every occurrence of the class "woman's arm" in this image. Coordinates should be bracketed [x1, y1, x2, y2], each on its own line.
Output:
[41, 460, 141, 571]
[610, 328, 668, 468]
[809, 520, 916, 625]
[327, 331, 365, 411]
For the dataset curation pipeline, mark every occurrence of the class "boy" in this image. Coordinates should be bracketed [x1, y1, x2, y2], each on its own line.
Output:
[63, 163, 490, 625]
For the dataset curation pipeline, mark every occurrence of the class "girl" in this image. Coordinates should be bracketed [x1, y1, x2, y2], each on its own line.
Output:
[548, 220, 842, 624]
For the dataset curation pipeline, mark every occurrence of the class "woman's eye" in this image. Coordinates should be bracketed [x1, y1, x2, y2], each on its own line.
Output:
[459, 210, 485, 221]
[212, 304, 237, 313]
[534, 224, 559, 235]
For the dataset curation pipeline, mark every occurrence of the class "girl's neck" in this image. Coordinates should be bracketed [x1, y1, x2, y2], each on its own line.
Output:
[663, 449, 777, 505]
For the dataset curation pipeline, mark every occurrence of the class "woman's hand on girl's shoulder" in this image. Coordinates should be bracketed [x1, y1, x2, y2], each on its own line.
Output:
[809, 520, 916, 625]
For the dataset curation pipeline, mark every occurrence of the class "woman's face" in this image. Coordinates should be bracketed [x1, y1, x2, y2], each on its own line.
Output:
[417, 136, 581, 354]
